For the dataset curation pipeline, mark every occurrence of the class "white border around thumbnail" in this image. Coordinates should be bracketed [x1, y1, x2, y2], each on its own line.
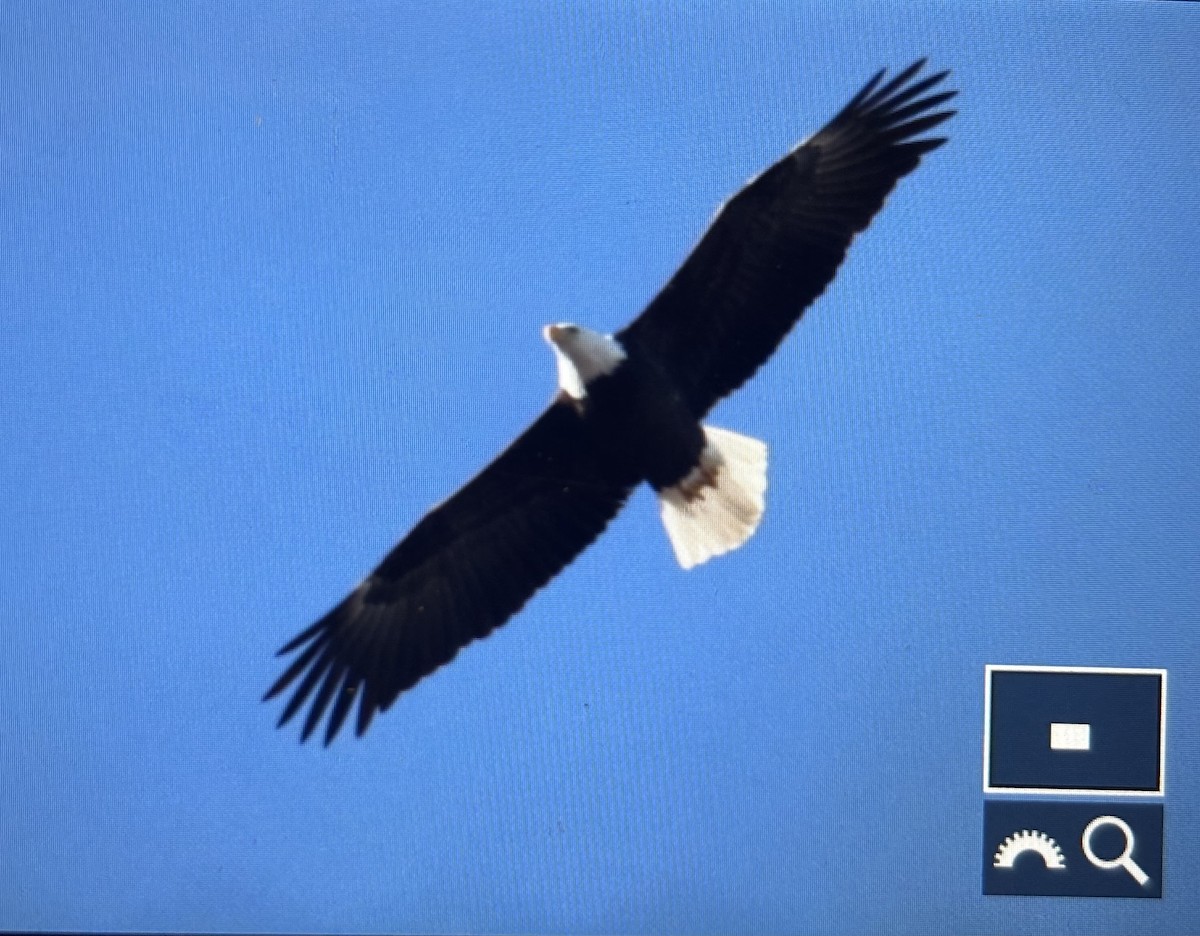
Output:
[983, 664, 1167, 797]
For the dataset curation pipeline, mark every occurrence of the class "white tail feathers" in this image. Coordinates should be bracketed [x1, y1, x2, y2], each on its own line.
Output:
[658, 425, 768, 570]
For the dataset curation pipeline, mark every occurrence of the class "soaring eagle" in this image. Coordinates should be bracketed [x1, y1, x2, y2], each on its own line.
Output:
[266, 60, 955, 743]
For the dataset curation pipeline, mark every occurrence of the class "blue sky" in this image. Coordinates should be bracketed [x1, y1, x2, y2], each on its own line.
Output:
[1, 1, 1198, 933]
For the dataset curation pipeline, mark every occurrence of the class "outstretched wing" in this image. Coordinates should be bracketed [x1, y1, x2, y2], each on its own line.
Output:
[264, 398, 635, 744]
[618, 60, 956, 417]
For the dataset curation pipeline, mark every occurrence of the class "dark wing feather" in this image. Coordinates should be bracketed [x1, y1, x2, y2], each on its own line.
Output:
[617, 59, 956, 417]
[264, 398, 635, 744]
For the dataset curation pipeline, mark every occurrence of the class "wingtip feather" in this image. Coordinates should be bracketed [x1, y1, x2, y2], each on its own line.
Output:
[843, 66, 887, 114]
[324, 676, 360, 744]
[863, 58, 927, 108]
[277, 620, 323, 656]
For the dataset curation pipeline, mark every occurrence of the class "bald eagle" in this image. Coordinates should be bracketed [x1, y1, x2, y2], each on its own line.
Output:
[266, 60, 956, 743]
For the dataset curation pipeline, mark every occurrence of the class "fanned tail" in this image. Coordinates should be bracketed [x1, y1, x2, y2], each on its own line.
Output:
[658, 425, 767, 569]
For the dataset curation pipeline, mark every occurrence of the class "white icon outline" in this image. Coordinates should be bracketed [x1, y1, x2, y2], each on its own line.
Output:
[1082, 815, 1151, 888]
[1049, 721, 1091, 752]
[982, 665, 1167, 796]
[993, 829, 1067, 870]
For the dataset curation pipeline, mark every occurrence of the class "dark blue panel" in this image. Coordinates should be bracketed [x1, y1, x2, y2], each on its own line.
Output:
[988, 671, 1162, 792]
[983, 800, 1163, 898]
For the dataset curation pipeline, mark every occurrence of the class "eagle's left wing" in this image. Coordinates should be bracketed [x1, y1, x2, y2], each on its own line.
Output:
[618, 60, 955, 418]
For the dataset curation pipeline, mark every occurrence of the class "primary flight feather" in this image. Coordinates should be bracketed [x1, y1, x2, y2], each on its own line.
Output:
[265, 60, 956, 743]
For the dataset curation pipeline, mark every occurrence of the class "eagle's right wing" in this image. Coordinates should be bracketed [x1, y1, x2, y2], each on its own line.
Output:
[264, 397, 635, 744]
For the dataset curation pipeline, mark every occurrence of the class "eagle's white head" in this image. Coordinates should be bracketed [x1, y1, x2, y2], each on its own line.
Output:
[543, 323, 627, 399]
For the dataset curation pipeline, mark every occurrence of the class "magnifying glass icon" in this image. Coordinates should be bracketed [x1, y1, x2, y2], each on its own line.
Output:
[1082, 815, 1151, 887]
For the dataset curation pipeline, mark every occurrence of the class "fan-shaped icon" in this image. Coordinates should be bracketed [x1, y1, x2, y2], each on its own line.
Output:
[993, 829, 1067, 870]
